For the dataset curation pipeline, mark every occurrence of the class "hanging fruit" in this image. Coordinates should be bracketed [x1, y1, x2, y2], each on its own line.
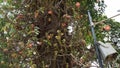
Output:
[75, 2, 80, 8]
[48, 10, 53, 15]
[103, 25, 111, 31]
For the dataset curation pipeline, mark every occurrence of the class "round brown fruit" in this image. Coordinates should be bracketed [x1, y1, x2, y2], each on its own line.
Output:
[48, 10, 53, 15]
[103, 25, 111, 31]
[75, 2, 80, 8]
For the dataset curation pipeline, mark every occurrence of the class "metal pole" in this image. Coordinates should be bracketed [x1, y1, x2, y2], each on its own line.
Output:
[87, 10, 104, 68]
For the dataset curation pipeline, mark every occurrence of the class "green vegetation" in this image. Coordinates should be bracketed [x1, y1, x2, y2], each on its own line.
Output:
[0, 0, 119, 68]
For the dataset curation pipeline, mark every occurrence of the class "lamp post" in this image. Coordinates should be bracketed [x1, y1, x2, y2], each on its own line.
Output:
[88, 10, 104, 68]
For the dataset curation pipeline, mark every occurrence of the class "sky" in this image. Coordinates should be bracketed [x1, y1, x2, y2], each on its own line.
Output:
[104, 0, 120, 22]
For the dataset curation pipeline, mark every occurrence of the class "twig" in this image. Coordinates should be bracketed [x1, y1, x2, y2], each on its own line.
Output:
[55, 0, 63, 8]
[70, 54, 83, 66]
[94, 13, 120, 26]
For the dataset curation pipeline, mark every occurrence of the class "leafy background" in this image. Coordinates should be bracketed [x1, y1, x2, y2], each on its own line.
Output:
[0, 0, 120, 68]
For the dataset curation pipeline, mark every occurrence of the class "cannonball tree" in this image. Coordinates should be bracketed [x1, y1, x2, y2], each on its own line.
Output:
[0, 0, 106, 68]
